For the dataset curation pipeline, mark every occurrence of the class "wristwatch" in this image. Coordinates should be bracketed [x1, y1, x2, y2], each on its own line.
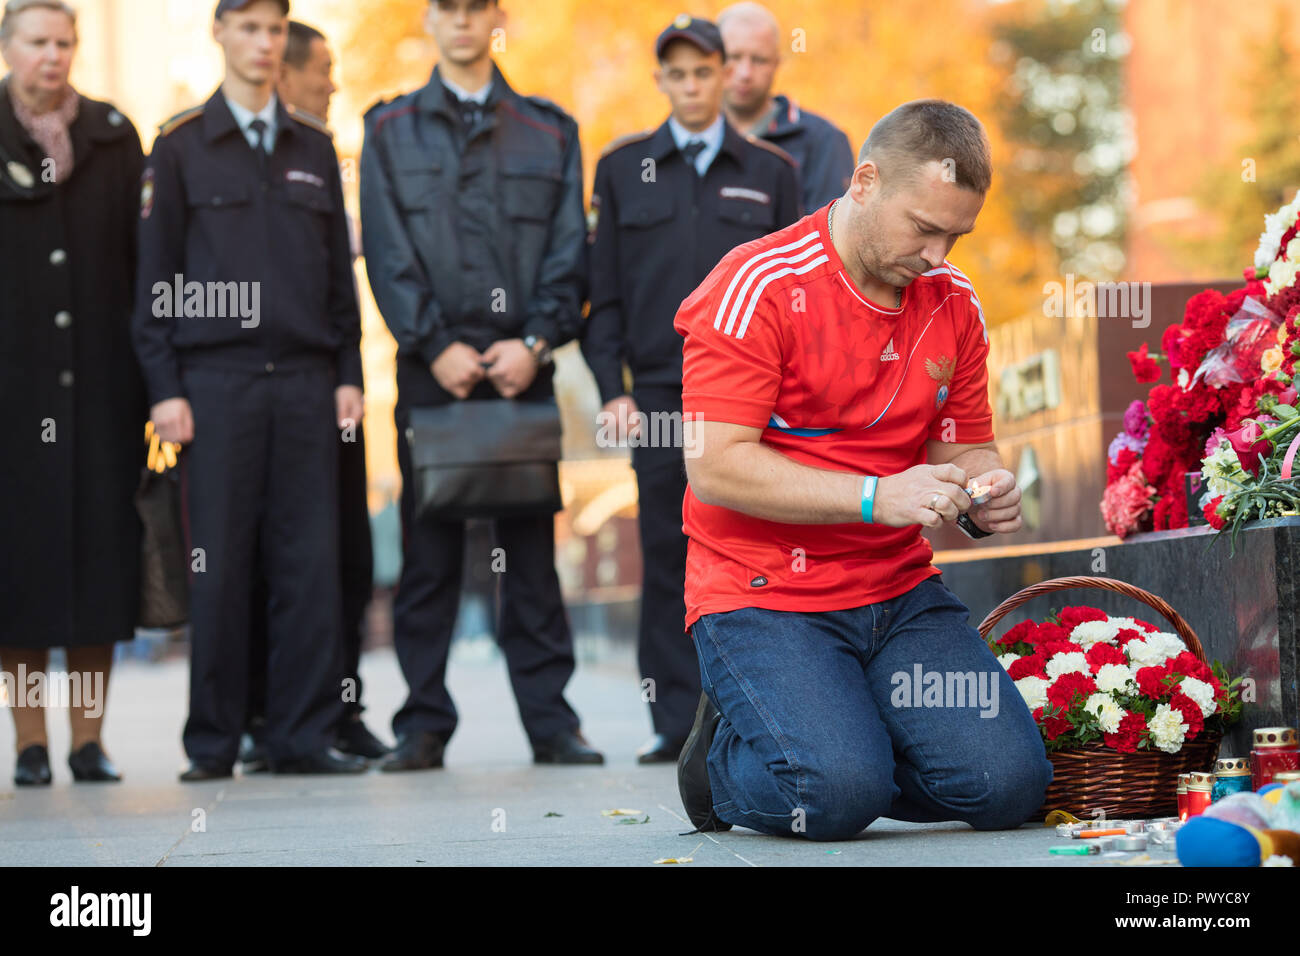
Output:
[956, 512, 993, 539]
[523, 335, 552, 367]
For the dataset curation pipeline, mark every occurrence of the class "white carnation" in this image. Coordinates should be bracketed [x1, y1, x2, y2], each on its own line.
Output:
[1015, 676, 1049, 711]
[1147, 631, 1188, 661]
[1178, 676, 1217, 717]
[1125, 638, 1168, 668]
[1255, 189, 1300, 270]
[997, 653, 1019, 671]
[1070, 619, 1120, 648]
[1083, 692, 1124, 733]
[1202, 441, 1246, 498]
[1265, 258, 1300, 297]
[1149, 703, 1189, 754]
[1095, 663, 1137, 694]
[1045, 652, 1090, 679]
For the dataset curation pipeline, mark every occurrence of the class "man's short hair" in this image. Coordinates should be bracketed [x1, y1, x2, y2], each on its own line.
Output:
[859, 99, 992, 194]
[285, 20, 325, 69]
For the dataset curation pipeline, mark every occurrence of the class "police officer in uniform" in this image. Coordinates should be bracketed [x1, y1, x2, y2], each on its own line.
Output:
[361, 0, 598, 770]
[132, 0, 366, 779]
[240, 18, 389, 772]
[583, 14, 800, 763]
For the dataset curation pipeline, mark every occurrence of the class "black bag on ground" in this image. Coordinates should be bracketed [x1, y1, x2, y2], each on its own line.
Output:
[407, 399, 563, 520]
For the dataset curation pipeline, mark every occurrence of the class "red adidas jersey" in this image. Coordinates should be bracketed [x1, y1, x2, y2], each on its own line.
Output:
[673, 203, 995, 630]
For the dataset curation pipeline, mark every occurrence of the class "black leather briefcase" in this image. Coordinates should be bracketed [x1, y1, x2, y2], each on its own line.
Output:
[406, 400, 563, 520]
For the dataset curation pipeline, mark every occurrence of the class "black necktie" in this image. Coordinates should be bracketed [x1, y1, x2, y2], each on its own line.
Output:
[682, 140, 706, 175]
[459, 99, 482, 130]
[249, 118, 269, 171]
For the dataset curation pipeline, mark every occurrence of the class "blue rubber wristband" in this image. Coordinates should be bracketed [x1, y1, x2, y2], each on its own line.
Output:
[861, 476, 878, 524]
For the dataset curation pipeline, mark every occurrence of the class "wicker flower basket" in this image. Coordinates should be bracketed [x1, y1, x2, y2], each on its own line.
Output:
[978, 575, 1222, 820]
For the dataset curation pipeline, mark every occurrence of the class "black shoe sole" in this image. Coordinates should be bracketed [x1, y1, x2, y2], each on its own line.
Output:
[532, 753, 605, 765]
[179, 768, 233, 782]
[677, 693, 731, 832]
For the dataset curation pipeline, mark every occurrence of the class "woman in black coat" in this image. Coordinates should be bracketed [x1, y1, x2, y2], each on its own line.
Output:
[0, 0, 147, 785]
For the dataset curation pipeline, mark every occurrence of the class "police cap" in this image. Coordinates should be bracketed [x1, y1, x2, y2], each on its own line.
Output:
[655, 14, 723, 61]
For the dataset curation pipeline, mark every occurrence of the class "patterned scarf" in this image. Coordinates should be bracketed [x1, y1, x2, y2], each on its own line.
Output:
[10, 83, 80, 183]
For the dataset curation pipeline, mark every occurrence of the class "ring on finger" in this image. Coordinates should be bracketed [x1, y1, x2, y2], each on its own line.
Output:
[929, 493, 943, 513]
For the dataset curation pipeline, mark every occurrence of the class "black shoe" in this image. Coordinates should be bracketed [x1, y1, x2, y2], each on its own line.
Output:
[68, 741, 121, 783]
[335, 716, 391, 759]
[14, 744, 51, 787]
[179, 762, 233, 782]
[636, 734, 685, 764]
[532, 730, 604, 765]
[378, 731, 444, 772]
[270, 748, 368, 775]
[238, 733, 269, 774]
[678, 693, 731, 832]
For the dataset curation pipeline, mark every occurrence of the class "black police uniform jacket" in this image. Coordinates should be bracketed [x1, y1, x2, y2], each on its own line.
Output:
[0, 78, 148, 648]
[583, 119, 801, 405]
[131, 90, 363, 406]
[359, 64, 586, 404]
[758, 94, 856, 214]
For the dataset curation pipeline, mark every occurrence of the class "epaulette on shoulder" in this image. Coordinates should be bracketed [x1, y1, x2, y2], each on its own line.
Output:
[287, 105, 332, 138]
[600, 130, 653, 159]
[364, 96, 393, 119]
[158, 104, 204, 137]
[745, 134, 797, 167]
[526, 94, 573, 122]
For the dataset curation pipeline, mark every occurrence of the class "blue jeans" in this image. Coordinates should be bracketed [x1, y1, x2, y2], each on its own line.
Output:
[691, 576, 1053, 841]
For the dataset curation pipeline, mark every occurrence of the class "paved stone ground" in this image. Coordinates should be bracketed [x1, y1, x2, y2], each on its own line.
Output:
[0, 643, 1180, 867]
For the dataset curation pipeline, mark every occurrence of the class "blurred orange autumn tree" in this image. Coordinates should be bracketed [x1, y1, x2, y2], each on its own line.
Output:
[322, 0, 1065, 327]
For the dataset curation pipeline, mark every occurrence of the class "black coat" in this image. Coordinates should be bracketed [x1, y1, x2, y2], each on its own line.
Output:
[0, 78, 148, 649]
[360, 64, 587, 406]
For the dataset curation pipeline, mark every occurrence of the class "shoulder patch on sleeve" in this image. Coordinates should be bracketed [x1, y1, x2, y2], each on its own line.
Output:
[600, 130, 654, 159]
[287, 105, 332, 138]
[158, 105, 204, 137]
[745, 134, 797, 167]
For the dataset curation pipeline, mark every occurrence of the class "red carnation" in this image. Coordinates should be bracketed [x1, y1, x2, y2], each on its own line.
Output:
[1170, 692, 1205, 738]
[1034, 706, 1074, 741]
[1039, 640, 1085, 658]
[1128, 343, 1161, 383]
[1133, 619, 1159, 633]
[1033, 622, 1071, 644]
[1008, 653, 1048, 681]
[1115, 627, 1143, 646]
[1058, 606, 1109, 629]
[1135, 663, 1173, 699]
[1166, 651, 1212, 684]
[1104, 711, 1147, 753]
[1203, 495, 1226, 530]
[1047, 672, 1098, 710]
[1086, 642, 1127, 672]
[996, 620, 1038, 647]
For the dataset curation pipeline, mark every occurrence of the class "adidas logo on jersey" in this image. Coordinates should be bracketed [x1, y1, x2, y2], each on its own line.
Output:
[880, 338, 900, 362]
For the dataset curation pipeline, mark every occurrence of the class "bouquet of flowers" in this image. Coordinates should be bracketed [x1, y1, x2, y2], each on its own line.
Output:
[988, 605, 1243, 754]
[1101, 188, 1300, 536]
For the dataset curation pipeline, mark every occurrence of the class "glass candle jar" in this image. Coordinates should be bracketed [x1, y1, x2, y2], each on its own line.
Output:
[1186, 771, 1215, 818]
[1212, 757, 1253, 800]
[1250, 727, 1299, 790]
